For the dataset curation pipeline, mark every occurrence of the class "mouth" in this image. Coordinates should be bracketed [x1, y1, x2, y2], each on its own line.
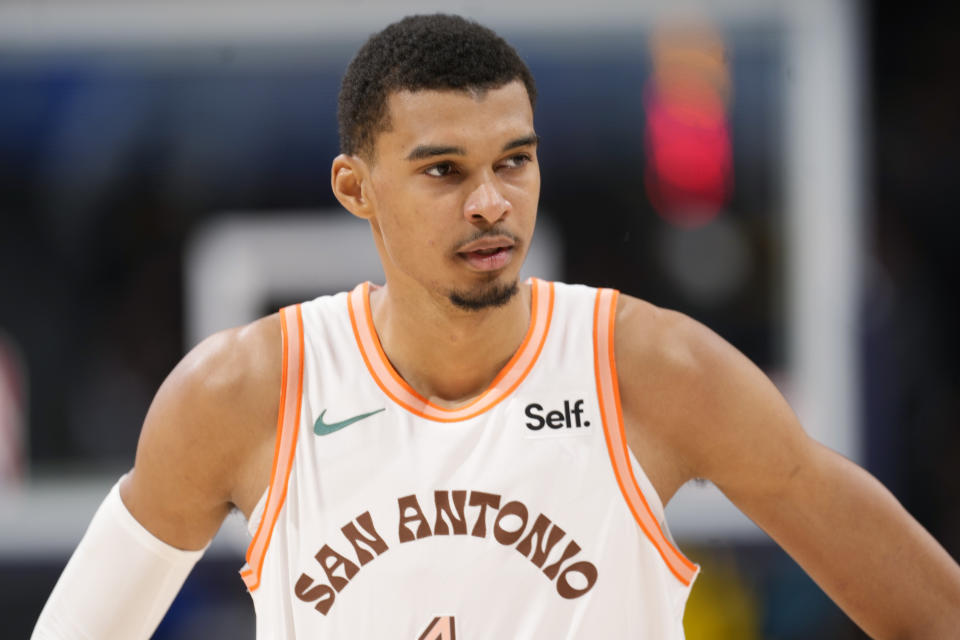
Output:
[456, 236, 516, 272]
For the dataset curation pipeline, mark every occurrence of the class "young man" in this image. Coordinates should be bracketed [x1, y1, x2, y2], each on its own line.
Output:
[34, 13, 960, 639]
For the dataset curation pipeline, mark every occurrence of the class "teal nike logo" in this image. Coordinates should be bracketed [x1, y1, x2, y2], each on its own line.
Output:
[314, 408, 385, 436]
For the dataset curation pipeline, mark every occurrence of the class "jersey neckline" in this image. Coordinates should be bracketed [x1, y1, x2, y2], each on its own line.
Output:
[347, 278, 554, 423]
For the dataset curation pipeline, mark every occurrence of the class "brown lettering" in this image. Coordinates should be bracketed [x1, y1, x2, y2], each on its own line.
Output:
[294, 573, 336, 615]
[556, 561, 598, 599]
[433, 490, 468, 535]
[493, 500, 529, 545]
[468, 491, 501, 538]
[542, 540, 582, 580]
[341, 511, 388, 566]
[516, 514, 566, 567]
[397, 494, 432, 542]
[315, 544, 359, 592]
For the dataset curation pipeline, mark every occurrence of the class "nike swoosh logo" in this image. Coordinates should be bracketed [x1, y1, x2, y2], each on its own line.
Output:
[314, 408, 385, 436]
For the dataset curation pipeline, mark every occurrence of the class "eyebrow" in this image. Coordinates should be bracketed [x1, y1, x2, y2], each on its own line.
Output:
[405, 133, 540, 162]
[406, 144, 465, 161]
[502, 133, 540, 152]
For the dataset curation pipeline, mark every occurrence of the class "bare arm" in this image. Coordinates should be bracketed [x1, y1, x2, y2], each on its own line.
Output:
[33, 315, 280, 639]
[616, 295, 960, 639]
[121, 313, 281, 548]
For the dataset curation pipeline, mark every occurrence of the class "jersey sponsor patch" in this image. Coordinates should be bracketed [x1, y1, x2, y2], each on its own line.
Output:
[509, 392, 597, 439]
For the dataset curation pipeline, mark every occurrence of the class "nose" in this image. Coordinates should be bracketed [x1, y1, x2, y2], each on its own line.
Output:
[463, 179, 512, 225]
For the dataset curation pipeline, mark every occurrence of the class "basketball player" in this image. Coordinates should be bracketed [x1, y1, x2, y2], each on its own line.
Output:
[33, 14, 960, 639]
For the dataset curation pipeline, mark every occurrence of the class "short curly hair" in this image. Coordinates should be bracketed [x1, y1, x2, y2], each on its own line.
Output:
[338, 14, 537, 158]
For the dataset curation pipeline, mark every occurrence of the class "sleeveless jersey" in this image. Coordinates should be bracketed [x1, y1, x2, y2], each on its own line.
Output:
[240, 279, 699, 638]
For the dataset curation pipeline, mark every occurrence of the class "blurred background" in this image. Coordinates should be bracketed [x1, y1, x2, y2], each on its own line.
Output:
[1, 0, 958, 637]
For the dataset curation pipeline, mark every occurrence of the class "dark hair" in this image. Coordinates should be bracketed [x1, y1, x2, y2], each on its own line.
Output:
[338, 14, 537, 158]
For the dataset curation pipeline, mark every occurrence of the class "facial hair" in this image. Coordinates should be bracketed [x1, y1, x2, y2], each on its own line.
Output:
[447, 279, 520, 311]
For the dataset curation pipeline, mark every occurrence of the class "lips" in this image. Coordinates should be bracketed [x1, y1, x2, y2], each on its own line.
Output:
[457, 236, 516, 254]
[456, 236, 516, 272]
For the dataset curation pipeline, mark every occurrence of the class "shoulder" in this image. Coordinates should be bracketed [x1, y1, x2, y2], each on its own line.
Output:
[168, 313, 283, 416]
[612, 293, 723, 405]
[609, 294, 718, 501]
[612, 293, 807, 503]
[121, 313, 283, 549]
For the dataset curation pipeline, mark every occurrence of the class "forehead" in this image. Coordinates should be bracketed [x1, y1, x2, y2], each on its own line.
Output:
[375, 81, 534, 158]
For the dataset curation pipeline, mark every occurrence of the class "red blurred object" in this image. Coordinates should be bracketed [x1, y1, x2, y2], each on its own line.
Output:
[644, 23, 733, 229]
[0, 332, 27, 485]
[644, 87, 733, 227]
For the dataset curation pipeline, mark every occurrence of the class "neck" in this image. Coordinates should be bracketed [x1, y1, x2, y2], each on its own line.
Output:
[369, 279, 532, 405]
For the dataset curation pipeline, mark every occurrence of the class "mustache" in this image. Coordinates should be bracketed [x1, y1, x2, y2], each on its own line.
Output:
[453, 228, 521, 253]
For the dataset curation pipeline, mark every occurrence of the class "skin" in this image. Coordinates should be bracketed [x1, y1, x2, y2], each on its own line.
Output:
[119, 80, 960, 637]
[331, 82, 540, 403]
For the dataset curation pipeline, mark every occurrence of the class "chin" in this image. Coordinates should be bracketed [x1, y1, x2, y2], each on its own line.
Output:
[447, 278, 519, 311]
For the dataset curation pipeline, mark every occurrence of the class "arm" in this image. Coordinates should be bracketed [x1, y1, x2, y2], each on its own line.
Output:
[615, 295, 960, 639]
[121, 313, 281, 549]
[33, 315, 281, 639]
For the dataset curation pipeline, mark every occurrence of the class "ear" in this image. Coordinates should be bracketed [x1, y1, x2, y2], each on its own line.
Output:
[331, 154, 374, 220]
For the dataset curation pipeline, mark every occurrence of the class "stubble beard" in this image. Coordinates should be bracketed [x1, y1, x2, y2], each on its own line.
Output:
[447, 278, 520, 311]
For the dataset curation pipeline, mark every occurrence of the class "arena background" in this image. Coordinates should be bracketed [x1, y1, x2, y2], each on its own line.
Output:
[0, 1, 957, 637]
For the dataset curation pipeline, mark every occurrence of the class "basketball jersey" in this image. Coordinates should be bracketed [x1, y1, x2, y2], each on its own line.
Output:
[240, 279, 699, 638]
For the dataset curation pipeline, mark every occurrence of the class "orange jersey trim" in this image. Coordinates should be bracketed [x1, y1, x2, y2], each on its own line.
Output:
[242, 305, 305, 591]
[593, 288, 698, 586]
[348, 278, 554, 422]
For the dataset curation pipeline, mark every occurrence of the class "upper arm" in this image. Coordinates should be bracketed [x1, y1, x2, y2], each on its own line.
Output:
[614, 294, 810, 510]
[615, 295, 960, 638]
[119, 314, 282, 551]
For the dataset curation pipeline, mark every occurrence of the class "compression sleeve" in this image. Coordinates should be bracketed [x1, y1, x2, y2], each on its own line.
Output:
[31, 478, 207, 639]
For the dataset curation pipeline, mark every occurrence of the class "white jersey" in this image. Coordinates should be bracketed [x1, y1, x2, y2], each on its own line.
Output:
[241, 279, 698, 638]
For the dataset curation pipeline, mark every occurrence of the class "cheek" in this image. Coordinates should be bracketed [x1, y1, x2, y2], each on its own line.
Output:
[371, 176, 461, 256]
[507, 169, 540, 206]
[377, 206, 438, 265]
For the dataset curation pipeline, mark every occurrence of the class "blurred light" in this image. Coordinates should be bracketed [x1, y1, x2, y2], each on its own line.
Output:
[659, 216, 751, 306]
[645, 21, 733, 228]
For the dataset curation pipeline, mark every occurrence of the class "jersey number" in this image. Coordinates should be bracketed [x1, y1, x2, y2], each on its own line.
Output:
[418, 615, 456, 640]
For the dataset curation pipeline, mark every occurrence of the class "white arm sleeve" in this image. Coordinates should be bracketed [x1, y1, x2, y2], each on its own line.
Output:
[32, 478, 207, 640]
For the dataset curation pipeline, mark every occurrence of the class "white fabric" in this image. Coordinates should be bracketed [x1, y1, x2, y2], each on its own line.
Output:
[246, 281, 697, 639]
[248, 488, 269, 537]
[32, 478, 206, 639]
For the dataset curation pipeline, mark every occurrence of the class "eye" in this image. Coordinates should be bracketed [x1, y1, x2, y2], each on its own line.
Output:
[424, 162, 458, 178]
[499, 153, 532, 170]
